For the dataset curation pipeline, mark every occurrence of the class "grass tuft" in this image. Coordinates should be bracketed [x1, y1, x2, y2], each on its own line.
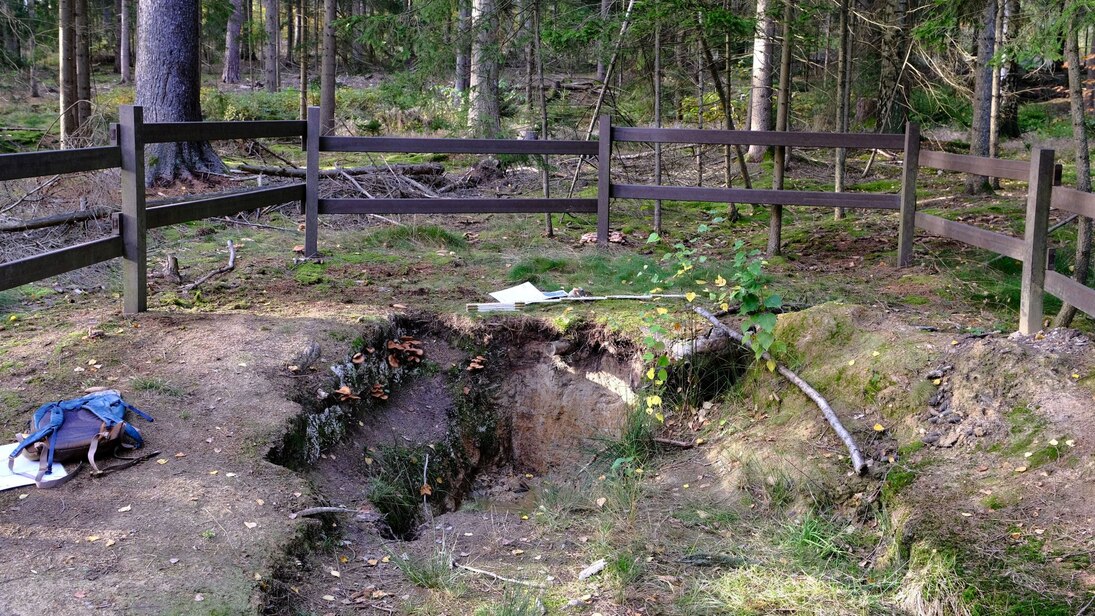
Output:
[895, 545, 971, 616]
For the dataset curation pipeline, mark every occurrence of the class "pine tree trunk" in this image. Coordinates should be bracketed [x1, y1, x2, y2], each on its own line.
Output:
[29, 0, 40, 97]
[468, 0, 501, 137]
[746, 0, 774, 161]
[59, 0, 78, 148]
[1053, 18, 1093, 328]
[533, 0, 552, 237]
[455, 0, 472, 101]
[769, 0, 792, 255]
[286, 0, 294, 64]
[319, 0, 336, 134]
[965, 0, 996, 195]
[988, 0, 1004, 188]
[833, 0, 850, 220]
[877, 0, 907, 133]
[223, 0, 244, 83]
[264, 0, 279, 91]
[136, 0, 226, 185]
[653, 17, 662, 233]
[75, 0, 91, 128]
[119, 0, 131, 83]
[299, 0, 308, 119]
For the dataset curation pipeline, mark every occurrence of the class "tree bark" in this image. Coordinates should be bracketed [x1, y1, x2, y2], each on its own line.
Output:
[119, 0, 131, 83]
[965, 0, 996, 195]
[1053, 17, 1093, 328]
[75, 0, 91, 127]
[988, 0, 1004, 188]
[264, 0, 279, 91]
[222, 0, 244, 83]
[597, 0, 611, 81]
[468, 0, 501, 137]
[770, 0, 792, 256]
[59, 0, 78, 148]
[455, 0, 472, 102]
[286, 0, 294, 64]
[877, 0, 907, 133]
[319, 0, 336, 134]
[833, 0, 851, 220]
[29, 0, 41, 97]
[136, 0, 226, 185]
[533, 0, 552, 237]
[299, 0, 308, 120]
[746, 0, 774, 162]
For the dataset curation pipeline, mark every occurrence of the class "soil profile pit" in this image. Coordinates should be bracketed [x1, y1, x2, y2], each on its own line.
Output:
[265, 314, 746, 541]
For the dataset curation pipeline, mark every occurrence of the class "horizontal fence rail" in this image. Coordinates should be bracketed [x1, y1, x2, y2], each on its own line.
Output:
[612, 127, 906, 150]
[1051, 186, 1095, 218]
[148, 184, 305, 228]
[141, 120, 306, 143]
[0, 233, 123, 291]
[0, 146, 122, 181]
[318, 198, 597, 215]
[1045, 270, 1095, 318]
[919, 149, 1032, 182]
[319, 136, 598, 156]
[611, 184, 900, 210]
[914, 212, 1025, 260]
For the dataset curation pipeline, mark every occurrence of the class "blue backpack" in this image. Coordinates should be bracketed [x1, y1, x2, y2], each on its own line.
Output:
[8, 390, 154, 488]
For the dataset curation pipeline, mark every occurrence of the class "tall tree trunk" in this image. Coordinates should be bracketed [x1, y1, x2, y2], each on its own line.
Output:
[653, 17, 662, 233]
[770, 0, 792, 255]
[264, 0, 279, 91]
[320, 0, 336, 134]
[965, 0, 996, 194]
[59, 0, 78, 148]
[597, 0, 610, 81]
[119, 0, 130, 83]
[455, 0, 472, 102]
[299, 0, 308, 119]
[136, 0, 225, 184]
[29, 0, 40, 97]
[998, 0, 1020, 137]
[286, 0, 294, 64]
[1053, 17, 1093, 328]
[351, 0, 365, 68]
[75, 0, 91, 128]
[533, 0, 552, 237]
[877, 0, 907, 133]
[746, 0, 774, 161]
[468, 0, 501, 137]
[110, 0, 120, 73]
[988, 0, 1004, 188]
[833, 0, 850, 219]
[223, 0, 244, 83]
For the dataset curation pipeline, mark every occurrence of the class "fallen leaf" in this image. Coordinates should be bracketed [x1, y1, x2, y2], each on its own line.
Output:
[873, 423, 885, 432]
[74, 591, 87, 599]
[352, 353, 365, 364]
[106, 539, 117, 547]
[322, 595, 335, 601]
[169, 558, 180, 564]
[371, 590, 389, 599]
[960, 512, 972, 517]
[209, 470, 219, 475]
[330, 570, 341, 578]
[419, 484, 433, 496]
[595, 497, 607, 508]
[339, 555, 349, 564]
[244, 521, 258, 529]
[17, 493, 27, 500]
[117, 505, 132, 513]
[381, 555, 390, 563]
[1015, 466, 1028, 473]
[848, 359, 856, 366]
[194, 594, 204, 602]
[511, 549, 525, 556]
[174, 452, 186, 458]
[367, 559, 378, 566]
[226, 472, 237, 477]
[86, 535, 101, 542]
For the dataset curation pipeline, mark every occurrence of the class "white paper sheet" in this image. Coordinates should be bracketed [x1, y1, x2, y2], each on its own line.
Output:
[489, 282, 549, 304]
[0, 442, 68, 491]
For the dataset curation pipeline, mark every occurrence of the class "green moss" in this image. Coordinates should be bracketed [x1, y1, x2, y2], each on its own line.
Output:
[882, 466, 918, 503]
[294, 263, 327, 285]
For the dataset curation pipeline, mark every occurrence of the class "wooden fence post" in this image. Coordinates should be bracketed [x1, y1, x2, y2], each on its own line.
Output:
[304, 106, 320, 257]
[897, 122, 921, 267]
[597, 115, 611, 247]
[1018, 147, 1055, 335]
[118, 105, 146, 314]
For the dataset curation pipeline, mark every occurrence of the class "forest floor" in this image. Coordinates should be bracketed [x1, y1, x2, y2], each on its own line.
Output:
[0, 82, 1094, 615]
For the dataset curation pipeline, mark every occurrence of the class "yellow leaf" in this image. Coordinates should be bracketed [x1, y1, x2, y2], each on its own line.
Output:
[367, 559, 378, 566]
[156, 459, 168, 465]
[106, 539, 116, 547]
[371, 590, 389, 599]
[646, 395, 662, 407]
[682, 484, 690, 489]
[695, 438, 705, 445]
[685, 292, 697, 303]
[872, 351, 880, 357]
[848, 359, 856, 366]
[654, 412, 664, 422]
[873, 424, 885, 432]
[766, 359, 776, 372]
[932, 378, 942, 385]
[694, 279, 707, 285]
[339, 556, 349, 563]
[715, 275, 727, 287]
[656, 307, 668, 315]
[646, 367, 656, 380]
[1015, 466, 1027, 473]
[419, 483, 433, 496]
[381, 555, 390, 563]
[720, 302, 729, 311]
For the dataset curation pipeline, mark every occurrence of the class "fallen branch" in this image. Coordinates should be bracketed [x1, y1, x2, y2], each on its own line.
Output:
[289, 506, 382, 521]
[338, 170, 406, 227]
[654, 437, 695, 449]
[0, 206, 113, 232]
[691, 306, 867, 475]
[182, 240, 235, 291]
[454, 561, 548, 588]
[236, 162, 443, 178]
[1, 175, 61, 214]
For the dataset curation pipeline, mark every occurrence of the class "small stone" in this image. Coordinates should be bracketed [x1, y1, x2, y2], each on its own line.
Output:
[937, 432, 960, 448]
[923, 433, 940, 444]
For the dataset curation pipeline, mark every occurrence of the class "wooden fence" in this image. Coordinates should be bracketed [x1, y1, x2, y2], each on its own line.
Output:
[0, 105, 1092, 334]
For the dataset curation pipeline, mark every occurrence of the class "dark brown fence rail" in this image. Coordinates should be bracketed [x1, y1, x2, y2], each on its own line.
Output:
[1, 105, 1091, 331]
